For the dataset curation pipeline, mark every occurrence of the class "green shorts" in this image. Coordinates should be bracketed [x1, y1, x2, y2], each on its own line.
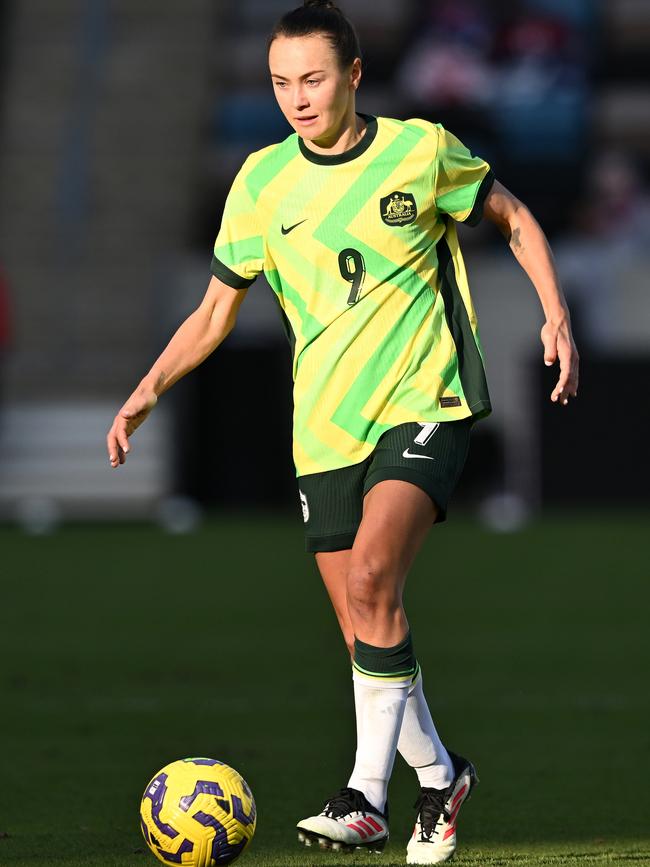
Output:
[297, 419, 472, 553]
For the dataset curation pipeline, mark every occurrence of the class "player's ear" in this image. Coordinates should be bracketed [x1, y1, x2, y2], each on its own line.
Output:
[350, 57, 362, 90]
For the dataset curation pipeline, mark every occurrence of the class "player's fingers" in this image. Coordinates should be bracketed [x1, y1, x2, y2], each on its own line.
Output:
[551, 360, 578, 406]
[110, 417, 131, 459]
[550, 381, 567, 403]
[552, 365, 569, 401]
[107, 427, 122, 468]
[565, 371, 578, 401]
[552, 384, 569, 405]
[541, 330, 557, 367]
[117, 423, 131, 455]
[553, 346, 578, 405]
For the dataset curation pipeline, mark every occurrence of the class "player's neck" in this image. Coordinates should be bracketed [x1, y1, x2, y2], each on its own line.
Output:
[302, 107, 367, 157]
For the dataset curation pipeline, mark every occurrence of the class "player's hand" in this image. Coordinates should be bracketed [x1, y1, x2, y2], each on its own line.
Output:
[106, 387, 158, 468]
[541, 317, 579, 406]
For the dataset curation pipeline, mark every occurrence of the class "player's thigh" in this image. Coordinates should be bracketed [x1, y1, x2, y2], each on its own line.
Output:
[350, 479, 438, 597]
[349, 418, 473, 591]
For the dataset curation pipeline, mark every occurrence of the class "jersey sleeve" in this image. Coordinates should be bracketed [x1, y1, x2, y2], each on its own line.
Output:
[211, 157, 265, 289]
[433, 126, 495, 227]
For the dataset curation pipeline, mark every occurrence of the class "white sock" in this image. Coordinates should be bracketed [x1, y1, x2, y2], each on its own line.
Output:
[347, 671, 410, 814]
[397, 669, 454, 789]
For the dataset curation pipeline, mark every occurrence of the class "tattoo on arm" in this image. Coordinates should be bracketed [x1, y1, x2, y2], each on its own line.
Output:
[509, 226, 525, 255]
[156, 371, 166, 391]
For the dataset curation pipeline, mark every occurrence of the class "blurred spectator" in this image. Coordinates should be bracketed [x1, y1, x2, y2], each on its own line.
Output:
[491, 9, 588, 162]
[394, 1, 593, 230]
[396, 1, 495, 109]
[555, 151, 650, 349]
[395, 0, 498, 165]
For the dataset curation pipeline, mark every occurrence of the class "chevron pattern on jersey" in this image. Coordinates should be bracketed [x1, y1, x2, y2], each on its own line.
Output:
[212, 116, 494, 476]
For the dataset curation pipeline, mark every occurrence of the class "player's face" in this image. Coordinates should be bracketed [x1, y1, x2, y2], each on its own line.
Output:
[269, 34, 360, 144]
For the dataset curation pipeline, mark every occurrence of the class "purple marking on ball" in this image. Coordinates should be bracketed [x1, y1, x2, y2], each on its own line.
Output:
[156, 838, 193, 864]
[179, 780, 225, 813]
[183, 758, 224, 766]
[140, 817, 150, 844]
[143, 773, 178, 838]
[193, 811, 247, 865]
[232, 795, 256, 827]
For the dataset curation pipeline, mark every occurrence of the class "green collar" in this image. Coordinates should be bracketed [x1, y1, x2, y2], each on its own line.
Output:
[298, 114, 378, 166]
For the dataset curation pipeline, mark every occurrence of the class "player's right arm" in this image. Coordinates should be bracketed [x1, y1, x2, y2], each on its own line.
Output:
[106, 275, 248, 468]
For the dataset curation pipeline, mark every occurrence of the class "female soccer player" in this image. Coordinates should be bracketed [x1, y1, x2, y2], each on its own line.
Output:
[107, 2, 579, 863]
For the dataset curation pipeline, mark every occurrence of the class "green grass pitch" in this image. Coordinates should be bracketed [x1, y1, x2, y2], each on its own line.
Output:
[0, 512, 648, 867]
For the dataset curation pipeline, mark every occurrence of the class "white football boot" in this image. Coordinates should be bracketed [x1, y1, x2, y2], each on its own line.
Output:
[297, 786, 389, 853]
[406, 752, 478, 864]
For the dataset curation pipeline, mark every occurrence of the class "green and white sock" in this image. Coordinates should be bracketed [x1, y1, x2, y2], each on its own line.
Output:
[347, 632, 419, 813]
[398, 668, 454, 789]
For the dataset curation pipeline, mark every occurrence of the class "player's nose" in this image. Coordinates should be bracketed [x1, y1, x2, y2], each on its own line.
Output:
[292, 87, 309, 110]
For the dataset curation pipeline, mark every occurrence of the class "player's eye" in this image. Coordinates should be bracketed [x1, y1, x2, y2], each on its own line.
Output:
[306, 79, 321, 87]
[273, 80, 286, 89]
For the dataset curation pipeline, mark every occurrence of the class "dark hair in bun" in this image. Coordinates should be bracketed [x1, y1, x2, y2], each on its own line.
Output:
[268, 1, 362, 69]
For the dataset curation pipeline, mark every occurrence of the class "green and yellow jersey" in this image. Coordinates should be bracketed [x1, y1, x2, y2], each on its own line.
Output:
[212, 114, 494, 477]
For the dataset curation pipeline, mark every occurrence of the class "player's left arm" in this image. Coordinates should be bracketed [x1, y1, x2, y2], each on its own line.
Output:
[482, 180, 579, 406]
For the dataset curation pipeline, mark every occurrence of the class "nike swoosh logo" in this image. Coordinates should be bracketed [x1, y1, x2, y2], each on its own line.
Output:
[281, 219, 307, 235]
[402, 449, 436, 461]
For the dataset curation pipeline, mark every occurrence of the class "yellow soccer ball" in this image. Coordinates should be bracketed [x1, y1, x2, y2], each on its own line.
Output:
[140, 758, 256, 866]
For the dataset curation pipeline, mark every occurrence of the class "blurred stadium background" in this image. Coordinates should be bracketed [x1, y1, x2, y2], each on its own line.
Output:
[0, 0, 648, 526]
[0, 3, 649, 866]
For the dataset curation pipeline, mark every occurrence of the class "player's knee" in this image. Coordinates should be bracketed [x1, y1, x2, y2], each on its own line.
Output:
[346, 559, 399, 621]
